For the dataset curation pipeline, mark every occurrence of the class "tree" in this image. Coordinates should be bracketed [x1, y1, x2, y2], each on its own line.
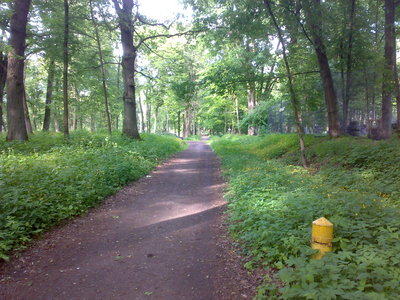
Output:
[63, 0, 69, 138]
[302, 0, 341, 137]
[378, 0, 395, 139]
[42, 58, 55, 131]
[6, 0, 31, 141]
[112, 0, 140, 139]
[0, 51, 6, 132]
[264, 0, 308, 168]
[89, 0, 112, 135]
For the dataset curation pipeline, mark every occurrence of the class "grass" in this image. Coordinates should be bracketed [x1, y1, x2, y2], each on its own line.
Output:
[0, 131, 186, 260]
[211, 134, 400, 299]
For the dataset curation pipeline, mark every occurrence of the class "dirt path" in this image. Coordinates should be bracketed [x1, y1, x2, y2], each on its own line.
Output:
[0, 139, 257, 300]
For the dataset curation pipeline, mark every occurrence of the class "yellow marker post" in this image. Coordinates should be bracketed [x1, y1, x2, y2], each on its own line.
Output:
[311, 217, 333, 259]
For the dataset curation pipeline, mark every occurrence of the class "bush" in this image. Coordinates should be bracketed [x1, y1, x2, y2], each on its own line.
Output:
[0, 131, 186, 260]
[211, 134, 400, 299]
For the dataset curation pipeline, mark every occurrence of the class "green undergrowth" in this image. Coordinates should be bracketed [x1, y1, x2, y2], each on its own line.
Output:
[211, 134, 400, 299]
[0, 131, 186, 260]
[184, 134, 202, 141]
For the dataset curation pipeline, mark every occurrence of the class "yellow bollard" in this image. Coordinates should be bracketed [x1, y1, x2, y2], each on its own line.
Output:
[311, 217, 333, 259]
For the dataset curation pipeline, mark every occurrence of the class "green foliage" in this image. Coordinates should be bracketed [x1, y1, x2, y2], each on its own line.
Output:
[211, 134, 400, 299]
[0, 131, 186, 260]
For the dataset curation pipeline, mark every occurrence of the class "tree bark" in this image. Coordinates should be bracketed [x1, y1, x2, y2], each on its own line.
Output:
[177, 111, 181, 137]
[342, 0, 356, 131]
[43, 58, 55, 131]
[234, 94, 241, 134]
[146, 102, 151, 133]
[304, 0, 341, 137]
[112, 0, 140, 139]
[138, 92, 145, 132]
[0, 52, 7, 132]
[265, 0, 308, 168]
[153, 105, 159, 133]
[23, 89, 32, 134]
[6, 0, 31, 141]
[185, 108, 192, 137]
[63, 0, 69, 138]
[379, 0, 395, 139]
[247, 86, 256, 135]
[89, 0, 112, 135]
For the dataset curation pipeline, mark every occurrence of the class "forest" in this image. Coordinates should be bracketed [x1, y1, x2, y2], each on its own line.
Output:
[1, 0, 400, 299]
[0, 0, 399, 141]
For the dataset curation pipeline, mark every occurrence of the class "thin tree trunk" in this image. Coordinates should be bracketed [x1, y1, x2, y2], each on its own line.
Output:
[112, 0, 140, 139]
[304, 0, 341, 137]
[0, 52, 7, 132]
[177, 111, 181, 137]
[234, 94, 241, 134]
[43, 58, 55, 131]
[343, 0, 356, 131]
[23, 89, 33, 133]
[394, 64, 400, 132]
[265, 0, 308, 168]
[6, 0, 31, 141]
[146, 102, 151, 133]
[279, 100, 284, 133]
[73, 105, 78, 130]
[153, 105, 159, 133]
[185, 109, 192, 137]
[138, 92, 145, 132]
[379, 0, 395, 139]
[89, 0, 112, 135]
[247, 87, 256, 135]
[63, 0, 69, 138]
[54, 108, 60, 132]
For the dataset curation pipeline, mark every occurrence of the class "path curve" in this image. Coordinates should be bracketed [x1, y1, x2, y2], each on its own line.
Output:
[0, 139, 249, 300]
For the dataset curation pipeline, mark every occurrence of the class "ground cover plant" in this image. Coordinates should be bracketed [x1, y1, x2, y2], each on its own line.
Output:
[0, 131, 186, 260]
[211, 134, 400, 299]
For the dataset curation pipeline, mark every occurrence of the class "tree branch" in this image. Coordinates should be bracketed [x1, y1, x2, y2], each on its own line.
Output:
[136, 13, 172, 29]
[136, 28, 206, 49]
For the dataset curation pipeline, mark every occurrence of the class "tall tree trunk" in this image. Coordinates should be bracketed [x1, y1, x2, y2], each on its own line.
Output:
[342, 0, 356, 131]
[0, 52, 7, 132]
[22, 89, 32, 134]
[138, 92, 145, 132]
[247, 86, 256, 135]
[72, 105, 78, 130]
[177, 111, 181, 137]
[43, 58, 55, 131]
[304, 0, 341, 137]
[6, 0, 31, 141]
[54, 108, 60, 132]
[112, 0, 140, 139]
[379, 0, 395, 139]
[185, 109, 191, 137]
[265, 0, 308, 168]
[146, 102, 151, 133]
[396, 66, 400, 132]
[234, 94, 241, 134]
[153, 105, 159, 133]
[89, 0, 112, 135]
[63, 0, 69, 138]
